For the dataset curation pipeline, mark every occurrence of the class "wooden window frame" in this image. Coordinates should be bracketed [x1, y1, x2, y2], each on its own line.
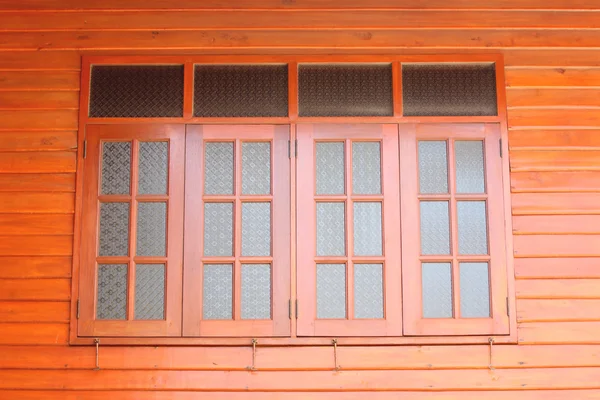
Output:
[71, 54, 516, 346]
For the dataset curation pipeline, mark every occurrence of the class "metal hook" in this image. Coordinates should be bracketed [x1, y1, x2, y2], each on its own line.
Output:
[93, 338, 100, 371]
[248, 338, 258, 371]
[332, 339, 340, 371]
[488, 337, 495, 371]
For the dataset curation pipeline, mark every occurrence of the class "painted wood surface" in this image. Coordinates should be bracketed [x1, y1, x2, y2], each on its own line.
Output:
[0, 1, 599, 398]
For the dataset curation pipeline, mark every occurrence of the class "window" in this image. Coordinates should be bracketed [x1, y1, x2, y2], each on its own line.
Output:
[74, 55, 514, 344]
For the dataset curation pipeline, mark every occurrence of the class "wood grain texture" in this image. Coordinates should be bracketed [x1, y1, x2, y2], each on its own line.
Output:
[0, 279, 70, 301]
[0, 91, 79, 110]
[513, 215, 600, 234]
[511, 171, 600, 193]
[519, 322, 600, 344]
[0, 110, 78, 130]
[0, 323, 68, 345]
[0, 71, 79, 90]
[0, 301, 70, 322]
[506, 68, 600, 87]
[508, 109, 600, 128]
[512, 193, 600, 215]
[517, 279, 600, 299]
[509, 130, 600, 149]
[518, 299, 600, 322]
[0, 131, 77, 151]
[0, 214, 74, 235]
[0, 152, 76, 173]
[510, 150, 600, 172]
[0, 236, 73, 256]
[507, 89, 600, 107]
[514, 235, 600, 257]
[0, 173, 75, 192]
[0, 256, 72, 278]
[515, 258, 600, 279]
[0, 193, 75, 213]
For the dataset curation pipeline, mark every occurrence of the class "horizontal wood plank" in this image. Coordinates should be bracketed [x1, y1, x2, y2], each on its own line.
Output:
[0, 301, 69, 322]
[508, 109, 600, 128]
[0, 110, 78, 130]
[0, 256, 72, 278]
[0, 130, 77, 151]
[517, 279, 600, 299]
[519, 322, 600, 344]
[0, 173, 75, 192]
[511, 171, 600, 193]
[515, 258, 600, 279]
[0, 50, 81, 70]
[0, 71, 79, 90]
[514, 235, 600, 257]
[518, 299, 600, 322]
[0, 235, 73, 256]
[0, 192, 74, 213]
[506, 68, 600, 87]
[0, 322, 68, 345]
[510, 150, 600, 171]
[0, 214, 74, 235]
[507, 88, 600, 108]
[513, 215, 600, 234]
[0, 151, 76, 173]
[0, 278, 70, 300]
[512, 193, 600, 215]
[0, 91, 79, 110]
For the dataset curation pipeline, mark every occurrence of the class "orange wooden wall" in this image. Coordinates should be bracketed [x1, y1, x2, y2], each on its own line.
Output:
[1, 1, 600, 398]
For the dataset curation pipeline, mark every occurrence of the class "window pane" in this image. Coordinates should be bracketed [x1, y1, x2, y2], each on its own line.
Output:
[298, 64, 393, 117]
[316, 142, 345, 195]
[402, 63, 497, 116]
[205, 142, 234, 195]
[99, 202, 130, 257]
[241, 264, 271, 320]
[241, 202, 271, 257]
[242, 142, 271, 195]
[418, 141, 448, 194]
[316, 202, 346, 256]
[90, 65, 184, 118]
[455, 141, 485, 194]
[97, 264, 128, 320]
[136, 202, 166, 257]
[457, 201, 488, 255]
[101, 141, 131, 195]
[317, 264, 346, 319]
[353, 202, 382, 256]
[354, 264, 383, 319]
[460, 262, 490, 318]
[138, 141, 168, 195]
[420, 201, 450, 255]
[134, 264, 165, 320]
[194, 64, 288, 117]
[352, 141, 381, 195]
[422, 262, 453, 318]
[204, 203, 234, 257]
[203, 264, 233, 320]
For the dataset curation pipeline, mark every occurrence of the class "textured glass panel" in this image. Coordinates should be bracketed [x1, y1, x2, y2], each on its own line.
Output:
[242, 202, 271, 256]
[138, 141, 168, 195]
[317, 264, 346, 319]
[316, 142, 345, 195]
[194, 64, 288, 117]
[101, 142, 131, 195]
[204, 203, 234, 256]
[299, 64, 393, 117]
[457, 201, 488, 255]
[402, 63, 498, 116]
[422, 263, 453, 318]
[99, 202, 129, 257]
[241, 264, 271, 319]
[97, 264, 127, 320]
[352, 142, 381, 195]
[205, 142, 234, 195]
[134, 264, 165, 320]
[353, 202, 382, 256]
[136, 202, 166, 257]
[90, 65, 184, 118]
[420, 201, 450, 255]
[354, 264, 383, 319]
[203, 264, 233, 320]
[455, 141, 485, 194]
[418, 141, 448, 194]
[460, 262, 490, 318]
[316, 202, 345, 256]
[242, 142, 271, 195]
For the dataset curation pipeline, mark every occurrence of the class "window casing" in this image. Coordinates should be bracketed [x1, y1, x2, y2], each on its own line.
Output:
[73, 55, 515, 345]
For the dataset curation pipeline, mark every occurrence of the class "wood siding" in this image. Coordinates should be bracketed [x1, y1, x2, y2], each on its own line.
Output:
[0, 1, 599, 398]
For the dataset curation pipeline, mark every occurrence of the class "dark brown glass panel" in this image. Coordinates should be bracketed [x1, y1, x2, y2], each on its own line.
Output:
[402, 63, 498, 116]
[194, 64, 288, 117]
[298, 64, 393, 117]
[89, 65, 184, 118]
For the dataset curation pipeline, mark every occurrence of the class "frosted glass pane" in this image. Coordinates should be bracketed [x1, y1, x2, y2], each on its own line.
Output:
[460, 262, 490, 318]
[354, 264, 383, 319]
[134, 264, 165, 320]
[455, 141, 485, 193]
[420, 201, 450, 255]
[138, 141, 168, 195]
[99, 202, 129, 257]
[353, 202, 382, 256]
[136, 202, 166, 257]
[422, 263, 453, 318]
[203, 264, 233, 320]
[316, 142, 345, 195]
[97, 264, 127, 320]
[205, 142, 234, 195]
[241, 264, 271, 319]
[101, 141, 131, 195]
[352, 142, 381, 195]
[204, 203, 234, 257]
[241, 202, 271, 256]
[316, 202, 346, 256]
[457, 201, 488, 255]
[242, 142, 271, 195]
[418, 141, 448, 194]
[317, 264, 346, 319]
